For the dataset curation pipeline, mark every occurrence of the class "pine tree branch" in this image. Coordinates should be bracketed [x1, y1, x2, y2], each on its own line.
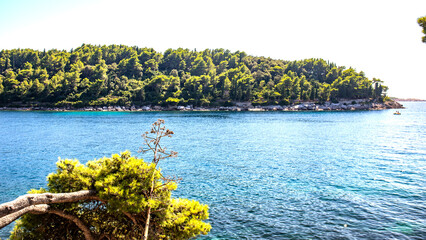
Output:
[1, 202, 96, 240]
[0, 190, 96, 218]
[45, 208, 95, 240]
[0, 204, 49, 229]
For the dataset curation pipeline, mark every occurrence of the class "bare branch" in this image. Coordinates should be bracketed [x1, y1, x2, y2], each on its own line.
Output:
[141, 119, 179, 240]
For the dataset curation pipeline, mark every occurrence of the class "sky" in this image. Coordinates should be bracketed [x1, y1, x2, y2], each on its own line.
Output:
[0, 0, 425, 99]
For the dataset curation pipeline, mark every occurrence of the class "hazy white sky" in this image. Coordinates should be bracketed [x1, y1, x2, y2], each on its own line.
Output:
[0, 0, 425, 99]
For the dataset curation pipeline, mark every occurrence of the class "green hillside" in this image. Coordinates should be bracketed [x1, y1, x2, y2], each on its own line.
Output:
[0, 44, 387, 107]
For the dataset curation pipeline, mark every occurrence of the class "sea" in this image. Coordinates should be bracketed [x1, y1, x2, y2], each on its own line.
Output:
[0, 102, 425, 239]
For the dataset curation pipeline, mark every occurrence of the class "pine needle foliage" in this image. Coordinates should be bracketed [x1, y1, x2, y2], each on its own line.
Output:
[8, 120, 211, 240]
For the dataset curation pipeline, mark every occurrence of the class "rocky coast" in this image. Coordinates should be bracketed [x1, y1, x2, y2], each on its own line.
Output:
[0, 99, 404, 112]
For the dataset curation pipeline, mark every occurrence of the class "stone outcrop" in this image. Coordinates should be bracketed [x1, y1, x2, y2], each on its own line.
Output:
[0, 100, 404, 112]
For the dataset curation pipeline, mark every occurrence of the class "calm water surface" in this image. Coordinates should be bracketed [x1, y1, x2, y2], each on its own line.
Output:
[0, 102, 425, 239]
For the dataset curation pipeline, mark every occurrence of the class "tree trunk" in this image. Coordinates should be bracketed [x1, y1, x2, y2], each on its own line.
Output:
[0, 190, 97, 240]
[0, 204, 49, 228]
[143, 174, 156, 240]
[0, 190, 96, 218]
[143, 206, 151, 240]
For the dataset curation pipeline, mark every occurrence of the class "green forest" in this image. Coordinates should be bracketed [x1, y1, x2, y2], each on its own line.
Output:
[0, 44, 388, 107]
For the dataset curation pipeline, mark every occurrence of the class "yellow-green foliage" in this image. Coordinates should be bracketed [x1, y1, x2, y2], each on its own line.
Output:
[10, 151, 210, 240]
[161, 198, 211, 239]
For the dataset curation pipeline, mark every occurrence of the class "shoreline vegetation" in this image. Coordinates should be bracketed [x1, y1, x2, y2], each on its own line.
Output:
[0, 99, 403, 112]
[1, 44, 393, 110]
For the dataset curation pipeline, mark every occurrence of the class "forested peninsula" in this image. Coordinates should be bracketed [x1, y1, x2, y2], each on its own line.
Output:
[0, 44, 401, 111]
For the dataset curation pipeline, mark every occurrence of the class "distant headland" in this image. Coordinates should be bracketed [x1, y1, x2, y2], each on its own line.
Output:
[392, 98, 425, 102]
[0, 44, 396, 109]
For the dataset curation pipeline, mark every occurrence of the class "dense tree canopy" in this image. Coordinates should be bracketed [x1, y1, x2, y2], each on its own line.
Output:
[0, 45, 388, 107]
[418, 16, 426, 43]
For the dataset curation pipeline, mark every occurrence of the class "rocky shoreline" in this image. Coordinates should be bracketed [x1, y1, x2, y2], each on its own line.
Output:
[0, 99, 404, 112]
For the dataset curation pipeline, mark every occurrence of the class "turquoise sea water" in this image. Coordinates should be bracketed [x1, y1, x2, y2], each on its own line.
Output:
[0, 102, 425, 239]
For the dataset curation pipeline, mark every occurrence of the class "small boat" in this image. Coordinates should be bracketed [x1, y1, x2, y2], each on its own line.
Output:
[394, 111, 401, 115]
